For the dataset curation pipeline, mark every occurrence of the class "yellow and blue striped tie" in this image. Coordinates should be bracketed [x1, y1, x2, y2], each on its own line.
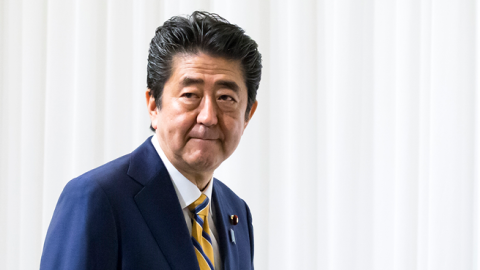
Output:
[189, 194, 215, 270]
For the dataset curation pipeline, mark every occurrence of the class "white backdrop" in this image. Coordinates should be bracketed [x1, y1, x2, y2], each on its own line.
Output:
[1, 0, 479, 269]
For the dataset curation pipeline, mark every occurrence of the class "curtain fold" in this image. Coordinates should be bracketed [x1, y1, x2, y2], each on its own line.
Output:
[0, 0, 477, 269]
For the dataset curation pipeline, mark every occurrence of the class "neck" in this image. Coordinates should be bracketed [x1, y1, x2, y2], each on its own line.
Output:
[179, 170, 213, 191]
[156, 135, 215, 191]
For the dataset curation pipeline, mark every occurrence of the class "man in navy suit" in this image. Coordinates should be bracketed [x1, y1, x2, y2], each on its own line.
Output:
[40, 11, 261, 270]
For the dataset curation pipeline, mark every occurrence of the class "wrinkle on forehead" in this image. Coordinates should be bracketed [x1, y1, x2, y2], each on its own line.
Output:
[173, 52, 243, 77]
[180, 77, 240, 93]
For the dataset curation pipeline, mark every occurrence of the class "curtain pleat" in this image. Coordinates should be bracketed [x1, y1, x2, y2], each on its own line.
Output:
[18, 0, 47, 269]
[2, 1, 26, 270]
[0, 1, 478, 269]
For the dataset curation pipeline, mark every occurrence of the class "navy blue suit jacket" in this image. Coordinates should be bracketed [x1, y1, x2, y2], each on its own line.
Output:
[40, 137, 254, 270]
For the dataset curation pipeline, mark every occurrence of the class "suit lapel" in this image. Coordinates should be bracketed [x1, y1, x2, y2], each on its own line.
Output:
[127, 138, 199, 270]
[212, 180, 238, 270]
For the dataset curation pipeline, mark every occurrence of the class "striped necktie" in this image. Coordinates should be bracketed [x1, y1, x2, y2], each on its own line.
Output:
[188, 194, 215, 270]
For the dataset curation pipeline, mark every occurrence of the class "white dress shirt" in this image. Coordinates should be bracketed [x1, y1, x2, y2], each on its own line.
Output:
[151, 135, 222, 269]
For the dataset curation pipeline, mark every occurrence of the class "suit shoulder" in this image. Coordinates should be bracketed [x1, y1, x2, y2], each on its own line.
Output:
[213, 178, 248, 206]
[42, 166, 120, 269]
[67, 153, 132, 189]
[80, 154, 130, 181]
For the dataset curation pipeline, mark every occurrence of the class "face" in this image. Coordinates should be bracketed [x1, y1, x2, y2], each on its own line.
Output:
[147, 53, 257, 176]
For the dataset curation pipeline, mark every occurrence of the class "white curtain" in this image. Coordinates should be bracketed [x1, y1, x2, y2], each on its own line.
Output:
[1, 0, 478, 269]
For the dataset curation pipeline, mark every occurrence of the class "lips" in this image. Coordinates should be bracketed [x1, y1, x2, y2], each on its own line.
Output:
[188, 125, 221, 141]
[189, 138, 218, 142]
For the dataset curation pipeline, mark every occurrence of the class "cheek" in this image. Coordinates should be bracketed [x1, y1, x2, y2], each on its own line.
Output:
[223, 118, 245, 146]
[166, 113, 196, 139]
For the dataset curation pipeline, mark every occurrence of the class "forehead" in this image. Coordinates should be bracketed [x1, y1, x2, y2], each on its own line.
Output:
[169, 53, 246, 88]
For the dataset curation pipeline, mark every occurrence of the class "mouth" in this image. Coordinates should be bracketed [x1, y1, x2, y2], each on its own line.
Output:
[187, 138, 221, 148]
[189, 137, 219, 142]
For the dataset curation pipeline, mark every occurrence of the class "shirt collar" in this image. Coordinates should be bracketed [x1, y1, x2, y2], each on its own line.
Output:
[151, 134, 213, 210]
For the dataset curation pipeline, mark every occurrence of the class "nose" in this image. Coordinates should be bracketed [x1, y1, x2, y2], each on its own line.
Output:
[197, 97, 218, 126]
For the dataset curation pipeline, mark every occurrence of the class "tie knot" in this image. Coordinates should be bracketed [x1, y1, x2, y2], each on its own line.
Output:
[188, 194, 210, 216]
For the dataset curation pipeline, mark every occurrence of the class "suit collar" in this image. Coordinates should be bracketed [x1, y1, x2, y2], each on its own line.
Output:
[212, 180, 239, 270]
[150, 134, 214, 209]
[127, 137, 200, 270]
[127, 137, 239, 270]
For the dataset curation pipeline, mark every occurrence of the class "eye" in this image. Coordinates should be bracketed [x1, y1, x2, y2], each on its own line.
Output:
[218, 95, 236, 102]
[181, 93, 196, 98]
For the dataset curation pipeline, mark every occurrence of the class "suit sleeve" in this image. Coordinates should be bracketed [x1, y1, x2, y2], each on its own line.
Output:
[245, 201, 255, 269]
[40, 177, 118, 270]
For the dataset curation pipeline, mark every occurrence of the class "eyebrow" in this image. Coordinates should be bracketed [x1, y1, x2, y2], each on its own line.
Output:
[181, 77, 240, 93]
[181, 77, 204, 87]
[215, 80, 239, 93]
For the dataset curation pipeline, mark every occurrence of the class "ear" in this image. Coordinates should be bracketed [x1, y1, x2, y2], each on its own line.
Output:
[146, 89, 158, 130]
[244, 100, 258, 129]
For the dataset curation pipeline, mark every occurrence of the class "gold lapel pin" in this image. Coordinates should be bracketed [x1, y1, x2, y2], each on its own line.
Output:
[230, 215, 239, 225]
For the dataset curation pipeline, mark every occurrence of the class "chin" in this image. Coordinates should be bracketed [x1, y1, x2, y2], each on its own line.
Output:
[185, 154, 222, 172]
